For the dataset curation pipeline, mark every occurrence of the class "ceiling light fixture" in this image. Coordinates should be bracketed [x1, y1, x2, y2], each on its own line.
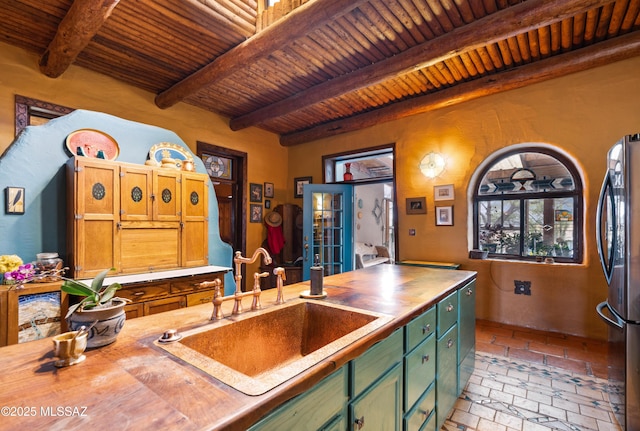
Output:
[419, 152, 446, 179]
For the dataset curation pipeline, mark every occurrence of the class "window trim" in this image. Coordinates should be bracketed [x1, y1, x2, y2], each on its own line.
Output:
[472, 146, 584, 263]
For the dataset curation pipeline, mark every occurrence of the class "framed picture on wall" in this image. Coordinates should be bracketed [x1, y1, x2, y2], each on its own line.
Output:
[434, 184, 454, 201]
[294, 176, 312, 198]
[406, 197, 426, 214]
[435, 206, 453, 226]
[5, 187, 25, 214]
[264, 182, 274, 198]
[250, 204, 263, 223]
[249, 183, 263, 202]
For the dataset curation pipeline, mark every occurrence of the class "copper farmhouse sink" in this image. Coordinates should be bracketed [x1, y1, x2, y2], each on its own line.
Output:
[155, 299, 392, 395]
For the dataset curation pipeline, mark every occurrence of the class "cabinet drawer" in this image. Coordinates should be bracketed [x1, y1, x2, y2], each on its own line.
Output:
[437, 290, 458, 337]
[404, 334, 436, 411]
[124, 303, 144, 320]
[351, 329, 403, 397]
[118, 282, 170, 303]
[171, 273, 224, 294]
[248, 366, 347, 431]
[143, 296, 186, 315]
[404, 383, 435, 431]
[405, 306, 435, 353]
[187, 290, 215, 307]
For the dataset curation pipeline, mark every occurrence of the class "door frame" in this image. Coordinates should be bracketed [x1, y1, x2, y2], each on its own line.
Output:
[197, 141, 247, 288]
[321, 143, 398, 262]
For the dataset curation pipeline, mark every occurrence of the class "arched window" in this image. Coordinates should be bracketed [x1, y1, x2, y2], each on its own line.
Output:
[473, 147, 583, 263]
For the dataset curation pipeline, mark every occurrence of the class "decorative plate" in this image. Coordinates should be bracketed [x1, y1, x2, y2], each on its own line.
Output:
[148, 142, 193, 169]
[66, 129, 120, 160]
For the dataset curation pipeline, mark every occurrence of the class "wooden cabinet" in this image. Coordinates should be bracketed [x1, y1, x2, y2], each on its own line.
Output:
[66, 157, 120, 280]
[0, 282, 69, 347]
[67, 157, 209, 279]
[181, 172, 209, 268]
[117, 272, 224, 320]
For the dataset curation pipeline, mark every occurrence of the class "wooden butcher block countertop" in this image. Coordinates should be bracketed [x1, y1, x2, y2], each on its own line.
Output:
[0, 265, 475, 430]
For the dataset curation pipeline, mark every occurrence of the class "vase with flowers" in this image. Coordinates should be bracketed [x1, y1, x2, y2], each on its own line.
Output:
[1, 255, 35, 289]
[1, 254, 67, 289]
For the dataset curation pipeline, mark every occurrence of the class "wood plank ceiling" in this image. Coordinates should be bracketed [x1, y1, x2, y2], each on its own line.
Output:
[2, 0, 639, 146]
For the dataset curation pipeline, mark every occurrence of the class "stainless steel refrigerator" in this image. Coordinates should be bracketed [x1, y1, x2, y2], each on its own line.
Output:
[596, 133, 640, 431]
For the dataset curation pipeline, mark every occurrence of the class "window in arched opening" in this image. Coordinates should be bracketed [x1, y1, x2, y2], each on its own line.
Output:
[473, 148, 583, 263]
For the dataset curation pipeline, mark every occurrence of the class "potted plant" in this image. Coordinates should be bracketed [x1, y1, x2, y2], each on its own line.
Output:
[62, 268, 128, 348]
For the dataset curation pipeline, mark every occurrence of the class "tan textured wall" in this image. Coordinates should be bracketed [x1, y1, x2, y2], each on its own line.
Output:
[288, 56, 640, 340]
[0, 42, 287, 277]
[3, 39, 639, 339]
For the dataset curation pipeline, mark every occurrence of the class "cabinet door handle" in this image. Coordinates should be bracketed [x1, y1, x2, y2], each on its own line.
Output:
[420, 409, 430, 420]
[422, 354, 430, 364]
[446, 304, 454, 312]
[466, 288, 473, 296]
[354, 416, 365, 430]
[422, 323, 431, 334]
[447, 338, 454, 348]
[133, 291, 145, 296]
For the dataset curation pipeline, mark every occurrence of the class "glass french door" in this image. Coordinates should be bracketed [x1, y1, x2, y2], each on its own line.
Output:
[302, 184, 354, 280]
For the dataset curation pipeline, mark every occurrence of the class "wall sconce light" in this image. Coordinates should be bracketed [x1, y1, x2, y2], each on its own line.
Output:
[419, 152, 446, 179]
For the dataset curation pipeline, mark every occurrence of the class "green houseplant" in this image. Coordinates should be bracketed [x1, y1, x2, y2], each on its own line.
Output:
[62, 268, 128, 348]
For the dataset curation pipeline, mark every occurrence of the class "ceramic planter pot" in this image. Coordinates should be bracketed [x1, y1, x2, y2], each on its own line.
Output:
[67, 298, 127, 348]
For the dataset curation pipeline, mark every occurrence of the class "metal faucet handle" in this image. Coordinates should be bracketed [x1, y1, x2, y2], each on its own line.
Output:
[274, 267, 286, 305]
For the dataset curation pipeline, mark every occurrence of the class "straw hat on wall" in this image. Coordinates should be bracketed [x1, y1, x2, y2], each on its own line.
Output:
[264, 211, 282, 227]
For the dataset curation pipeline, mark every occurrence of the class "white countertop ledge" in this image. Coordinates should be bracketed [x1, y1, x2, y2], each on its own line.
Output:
[77, 265, 232, 286]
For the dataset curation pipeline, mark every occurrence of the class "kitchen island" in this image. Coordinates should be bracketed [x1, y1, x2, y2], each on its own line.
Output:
[0, 264, 476, 430]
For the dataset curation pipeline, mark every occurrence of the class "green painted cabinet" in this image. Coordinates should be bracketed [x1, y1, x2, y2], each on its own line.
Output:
[458, 280, 476, 395]
[247, 365, 348, 431]
[403, 305, 437, 431]
[248, 279, 476, 431]
[350, 364, 403, 431]
[349, 328, 403, 430]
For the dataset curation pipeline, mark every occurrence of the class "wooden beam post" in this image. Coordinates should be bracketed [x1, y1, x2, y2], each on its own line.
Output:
[39, 0, 121, 78]
[154, 0, 370, 109]
[279, 31, 640, 146]
[230, 0, 616, 131]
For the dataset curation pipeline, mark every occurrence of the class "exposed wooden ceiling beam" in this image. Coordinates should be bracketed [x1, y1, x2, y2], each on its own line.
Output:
[154, 0, 370, 109]
[279, 31, 640, 146]
[39, 0, 121, 78]
[230, 0, 615, 131]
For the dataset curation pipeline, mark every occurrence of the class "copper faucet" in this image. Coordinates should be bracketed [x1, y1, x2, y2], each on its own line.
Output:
[201, 248, 286, 321]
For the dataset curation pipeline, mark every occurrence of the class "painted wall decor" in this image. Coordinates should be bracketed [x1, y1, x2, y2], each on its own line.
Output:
[372, 198, 383, 224]
[5, 187, 25, 214]
[406, 197, 426, 214]
[202, 154, 232, 179]
[434, 184, 454, 201]
[436, 206, 454, 226]
[66, 129, 120, 160]
[264, 182, 274, 198]
[250, 183, 263, 202]
[294, 176, 312, 198]
[250, 204, 263, 223]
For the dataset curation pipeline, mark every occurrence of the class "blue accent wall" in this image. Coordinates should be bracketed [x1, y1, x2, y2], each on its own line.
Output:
[0, 110, 234, 293]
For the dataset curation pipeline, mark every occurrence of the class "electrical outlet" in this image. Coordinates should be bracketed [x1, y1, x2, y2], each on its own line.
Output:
[514, 280, 531, 295]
